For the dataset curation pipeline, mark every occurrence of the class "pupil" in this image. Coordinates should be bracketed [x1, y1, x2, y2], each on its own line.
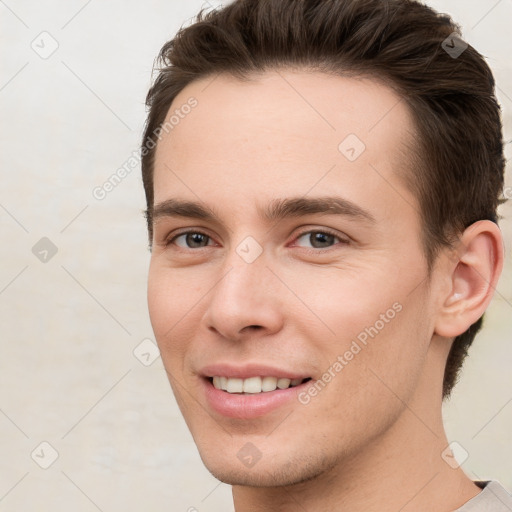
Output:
[188, 233, 207, 247]
[312, 232, 333, 248]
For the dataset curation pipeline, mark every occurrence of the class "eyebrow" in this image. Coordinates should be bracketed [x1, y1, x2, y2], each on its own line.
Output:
[150, 196, 376, 225]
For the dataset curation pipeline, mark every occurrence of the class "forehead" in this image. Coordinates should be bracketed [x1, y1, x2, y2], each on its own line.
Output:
[153, 69, 416, 210]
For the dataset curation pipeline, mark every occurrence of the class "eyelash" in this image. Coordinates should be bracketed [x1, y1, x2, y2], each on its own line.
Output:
[164, 228, 348, 254]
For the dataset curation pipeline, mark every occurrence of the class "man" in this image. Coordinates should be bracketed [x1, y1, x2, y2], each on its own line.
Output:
[140, 0, 512, 510]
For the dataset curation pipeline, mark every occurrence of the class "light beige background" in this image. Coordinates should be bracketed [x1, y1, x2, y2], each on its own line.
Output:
[0, 1, 510, 510]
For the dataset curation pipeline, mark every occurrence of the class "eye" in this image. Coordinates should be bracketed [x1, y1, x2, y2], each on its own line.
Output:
[167, 230, 214, 249]
[293, 229, 347, 251]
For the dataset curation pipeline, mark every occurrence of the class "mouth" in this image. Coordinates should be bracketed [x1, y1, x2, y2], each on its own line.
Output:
[200, 371, 314, 419]
[207, 375, 312, 394]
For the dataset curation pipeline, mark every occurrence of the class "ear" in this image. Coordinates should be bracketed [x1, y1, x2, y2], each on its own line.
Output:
[434, 220, 504, 338]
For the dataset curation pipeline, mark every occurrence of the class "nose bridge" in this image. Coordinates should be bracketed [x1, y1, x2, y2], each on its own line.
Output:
[215, 239, 271, 308]
[202, 238, 282, 338]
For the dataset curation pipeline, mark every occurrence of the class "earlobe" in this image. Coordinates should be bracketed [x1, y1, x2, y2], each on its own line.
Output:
[434, 220, 504, 338]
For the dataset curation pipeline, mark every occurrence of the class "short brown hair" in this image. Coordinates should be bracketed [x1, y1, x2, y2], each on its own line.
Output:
[141, 0, 506, 400]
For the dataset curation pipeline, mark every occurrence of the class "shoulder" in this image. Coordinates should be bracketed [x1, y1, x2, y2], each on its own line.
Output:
[454, 480, 512, 512]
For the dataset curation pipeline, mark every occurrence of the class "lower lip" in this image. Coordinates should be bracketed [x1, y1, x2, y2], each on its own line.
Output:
[202, 378, 311, 419]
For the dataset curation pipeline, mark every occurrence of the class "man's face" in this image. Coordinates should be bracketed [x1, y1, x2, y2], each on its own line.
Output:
[147, 70, 439, 486]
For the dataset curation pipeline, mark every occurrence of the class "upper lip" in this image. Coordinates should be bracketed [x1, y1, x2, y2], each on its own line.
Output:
[199, 363, 311, 380]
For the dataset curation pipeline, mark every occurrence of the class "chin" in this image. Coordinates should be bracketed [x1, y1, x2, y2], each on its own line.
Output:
[204, 464, 280, 487]
[201, 460, 315, 488]
[195, 439, 338, 489]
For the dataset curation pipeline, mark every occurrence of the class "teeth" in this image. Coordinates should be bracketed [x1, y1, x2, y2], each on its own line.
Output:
[243, 376, 262, 393]
[277, 378, 291, 389]
[226, 378, 243, 393]
[211, 376, 307, 394]
[261, 376, 278, 392]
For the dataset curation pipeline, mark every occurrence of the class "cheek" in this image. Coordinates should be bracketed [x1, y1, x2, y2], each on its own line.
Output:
[278, 262, 402, 341]
[147, 263, 193, 358]
[147, 267, 169, 340]
[330, 289, 431, 416]
[287, 262, 431, 388]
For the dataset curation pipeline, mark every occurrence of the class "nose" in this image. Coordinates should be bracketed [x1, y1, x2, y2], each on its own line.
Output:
[201, 248, 284, 342]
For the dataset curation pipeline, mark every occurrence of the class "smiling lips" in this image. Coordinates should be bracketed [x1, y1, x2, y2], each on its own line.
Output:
[211, 375, 311, 394]
[199, 364, 314, 417]
[202, 375, 313, 419]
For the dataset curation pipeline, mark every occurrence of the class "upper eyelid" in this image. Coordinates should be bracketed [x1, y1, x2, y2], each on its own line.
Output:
[165, 227, 216, 245]
[291, 228, 345, 244]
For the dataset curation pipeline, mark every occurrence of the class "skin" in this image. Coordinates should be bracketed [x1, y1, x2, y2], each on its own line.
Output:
[147, 70, 503, 511]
